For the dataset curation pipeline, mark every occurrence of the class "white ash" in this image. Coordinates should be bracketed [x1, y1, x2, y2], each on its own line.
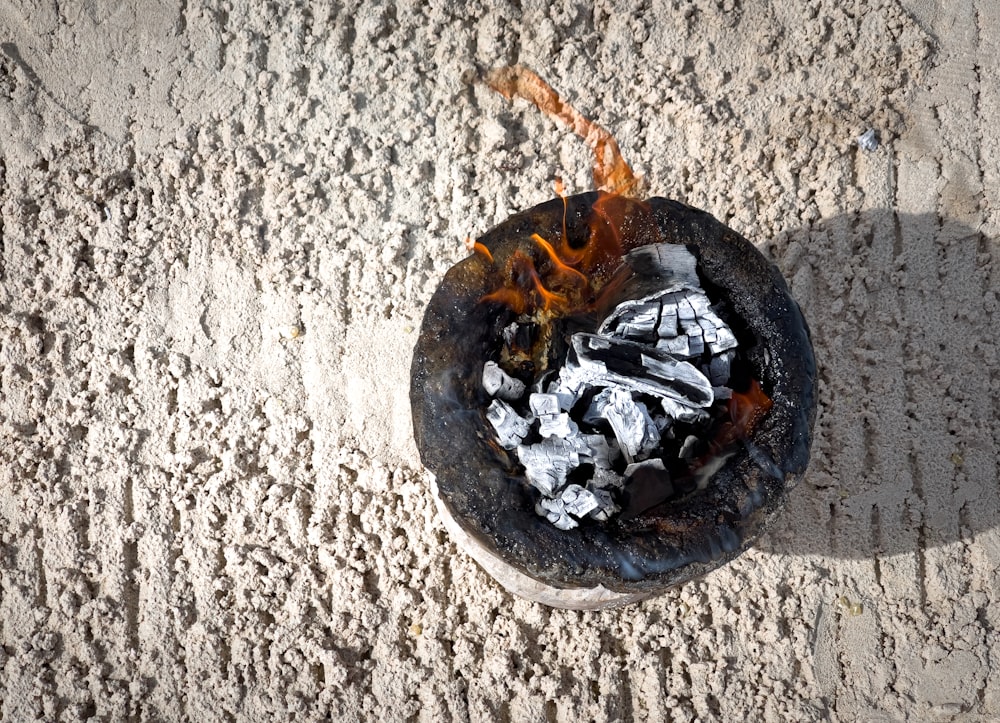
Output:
[482, 244, 743, 529]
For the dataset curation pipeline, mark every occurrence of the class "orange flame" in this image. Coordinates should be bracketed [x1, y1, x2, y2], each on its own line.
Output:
[687, 379, 773, 476]
[478, 192, 663, 315]
[465, 236, 494, 263]
[729, 378, 773, 437]
[480, 249, 570, 314]
[485, 65, 643, 197]
[530, 233, 587, 286]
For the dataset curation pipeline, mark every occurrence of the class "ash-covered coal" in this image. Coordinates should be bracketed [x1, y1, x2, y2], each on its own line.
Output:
[484, 243, 754, 530]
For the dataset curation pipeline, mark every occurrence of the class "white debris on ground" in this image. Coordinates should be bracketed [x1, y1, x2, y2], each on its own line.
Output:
[483, 243, 740, 529]
[856, 128, 879, 151]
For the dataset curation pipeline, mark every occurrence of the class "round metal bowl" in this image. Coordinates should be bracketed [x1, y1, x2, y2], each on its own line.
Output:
[410, 192, 816, 608]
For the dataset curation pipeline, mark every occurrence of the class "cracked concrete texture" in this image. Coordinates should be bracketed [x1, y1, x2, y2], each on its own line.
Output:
[1, 0, 998, 720]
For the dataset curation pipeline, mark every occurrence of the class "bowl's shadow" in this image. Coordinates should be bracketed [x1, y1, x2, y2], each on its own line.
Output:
[756, 210, 999, 559]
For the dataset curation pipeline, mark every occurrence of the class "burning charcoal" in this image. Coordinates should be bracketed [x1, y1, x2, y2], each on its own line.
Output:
[561, 484, 600, 518]
[676, 295, 697, 324]
[625, 243, 701, 289]
[529, 392, 580, 438]
[599, 299, 661, 342]
[590, 466, 624, 490]
[656, 335, 690, 358]
[620, 458, 674, 520]
[586, 486, 619, 521]
[581, 434, 615, 469]
[538, 412, 579, 439]
[684, 328, 705, 357]
[486, 399, 531, 449]
[687, 291, 712, 315]
[588, 387, 660, 464]
[706, 351, 734, 386]
[698, 317, 718, 344]
[657, 301, 679, 338]
[482, 361, 527, 401]
[517, 438, 581, 496]
[535, 497, 577, 530]
[529, 393, 561, 417]
[536, 376, 575, 410]
[568, 333, 714, 414]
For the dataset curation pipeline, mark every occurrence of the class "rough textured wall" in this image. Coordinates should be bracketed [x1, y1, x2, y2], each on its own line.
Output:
[1, 0, 997, 720]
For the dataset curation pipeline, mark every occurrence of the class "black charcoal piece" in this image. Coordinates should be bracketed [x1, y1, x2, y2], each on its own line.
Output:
[619, 459, 675, 520]
[625, 242, 700, 287]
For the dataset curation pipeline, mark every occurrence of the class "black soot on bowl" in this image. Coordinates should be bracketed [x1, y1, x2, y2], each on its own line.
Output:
[410, 192, 816, 601]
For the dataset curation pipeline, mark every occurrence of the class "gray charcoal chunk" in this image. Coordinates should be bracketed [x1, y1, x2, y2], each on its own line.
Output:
[586, 486, 620, 521]
[561, 484, 600, 518]
[599, 299, 661, 341]
[538, 412, 578, 439]
[582, 434, 615, 469]
[707, 351, 733, 386]
[482, 361, 527, 401]
[486, 399, 531, 449]
[517, 438, 581, 496]
[529, 392, 561, 417]
[656, 335, 691, 357]
[588, 387, 661, 464]
[709, 325, 738, 354]
[535, 497, 577, 530]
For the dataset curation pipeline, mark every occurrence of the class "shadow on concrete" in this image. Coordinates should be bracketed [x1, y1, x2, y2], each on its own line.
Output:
[756, 210, 998, 559]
